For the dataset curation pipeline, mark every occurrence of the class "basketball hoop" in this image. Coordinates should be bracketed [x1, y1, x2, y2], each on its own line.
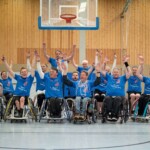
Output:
[60, 14, 77, 23]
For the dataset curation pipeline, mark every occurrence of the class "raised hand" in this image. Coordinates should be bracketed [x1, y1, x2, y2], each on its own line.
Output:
[123, 54, 130, 63]
[26, 50, 30, 59]
[138, 54, 144, 64]
[104, 56, 109, 64]
[114, 53, 117, 59]
[36, 54, 40, 62]
[1, 56, 6, 62]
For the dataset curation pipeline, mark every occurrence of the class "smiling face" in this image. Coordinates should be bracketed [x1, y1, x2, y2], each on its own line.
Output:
[20, 67, 28, 78]
[132, 66, 138, 76]
[49, 68, 58, 78]
[55, 50, 62, 59]
[112, 68, 120, 78]
[1, 71, 8, 79]
[82, 60, 88, 68]
[41, 64, 47, 73]
[80, 71, 88, 82]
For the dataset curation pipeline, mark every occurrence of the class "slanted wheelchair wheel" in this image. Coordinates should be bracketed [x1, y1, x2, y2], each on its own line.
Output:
[4, 97, 13, 122]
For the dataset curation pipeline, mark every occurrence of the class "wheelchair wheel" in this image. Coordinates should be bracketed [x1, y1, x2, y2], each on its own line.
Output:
[28, 98, 37, 122]
[3, 97, 13, 122]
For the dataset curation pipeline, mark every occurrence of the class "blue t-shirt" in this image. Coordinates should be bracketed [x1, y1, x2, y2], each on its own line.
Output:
[0, 77, 14, 94]
[14, 74, 34, 96]
[71, 80, 95, 98]
[77, 66, 94, 80]
[127, 76, 142, 93]
[48, 57, 57, 68]
[35, 71, 49, 91]
[106, 73, 127, 96]
[44, 74, 63, 99]
[64, 80, 78, 98]
[143, 76, 150, 94]
[91, 73, 107, 93]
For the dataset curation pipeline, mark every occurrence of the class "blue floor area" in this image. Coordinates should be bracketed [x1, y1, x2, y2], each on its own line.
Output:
[0, 120, 150, 150]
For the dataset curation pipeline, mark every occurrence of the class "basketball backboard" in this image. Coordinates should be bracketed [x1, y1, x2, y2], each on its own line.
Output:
[38, 0, 99, 30]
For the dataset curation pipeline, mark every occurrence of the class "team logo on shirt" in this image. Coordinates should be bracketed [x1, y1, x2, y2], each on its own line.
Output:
[55, 82, 59, 87]
[24, 81, 28, 86]
[7, 82, 10, 86]
[116, 79, 120, 84]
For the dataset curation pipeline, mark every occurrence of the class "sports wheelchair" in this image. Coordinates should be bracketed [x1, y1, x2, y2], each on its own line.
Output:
[101, 96, 129, 124]
[65, 97, 97, 124]
[131, 94, 150, 123]
[3, 96, 37, 123]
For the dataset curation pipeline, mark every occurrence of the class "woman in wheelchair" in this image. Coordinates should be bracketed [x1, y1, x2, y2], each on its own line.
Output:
[101, 55, 131, 122]
[62, 62, 101, 120]
[2, 56, 35, 118]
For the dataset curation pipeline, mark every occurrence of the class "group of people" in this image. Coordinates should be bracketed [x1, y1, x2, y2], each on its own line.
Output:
[0, 43, 149, 122]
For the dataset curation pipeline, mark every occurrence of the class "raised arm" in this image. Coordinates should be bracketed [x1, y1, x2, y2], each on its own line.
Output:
[101, 56, 109, 77]
[36, 54, 44, 79]
[1, 56, 15, 78]
[63, 45, 76, 61]
[136, 55, 144, 81]
[30, 50, 37, 77]
[71, 58, 78, 69]
[123, 55, 131, 79]
[26, 50, 31, 72]
[43, 43, 50, 61]
[111, 53, 117, 74]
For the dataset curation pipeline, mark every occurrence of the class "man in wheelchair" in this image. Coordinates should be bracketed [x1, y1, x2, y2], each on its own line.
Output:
[36, 54, 64, 119]
[62, 62, 101, 120]
[2, 56, 35, 118]
[101, 55, 131, 122]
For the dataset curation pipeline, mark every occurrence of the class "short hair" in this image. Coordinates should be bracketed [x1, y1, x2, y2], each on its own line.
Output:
[20, 67, 27, 73]
[82, 60, 88, 64]
[1, 70, 6, 76]
[132, 66, 138, 69]
[55, 49, 62, 54]
[51, 67, 58, 73]
[81, 70, 88, 76]
[113, 67, 120, 72]
[72, 71, 79, 75]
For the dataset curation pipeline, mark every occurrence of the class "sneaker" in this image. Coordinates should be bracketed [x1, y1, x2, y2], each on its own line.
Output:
[107, 116, 112, 121]
[74, 114, 80, 119]
[79, 115, 85, 120]
[112, 117, 117, 121]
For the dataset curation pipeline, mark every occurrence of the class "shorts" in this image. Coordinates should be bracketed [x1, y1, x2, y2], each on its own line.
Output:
[94, 89, 106, 102]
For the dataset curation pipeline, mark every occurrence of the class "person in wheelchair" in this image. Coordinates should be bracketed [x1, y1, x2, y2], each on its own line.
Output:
[136, 55, 150, 116]
[0, 69, 14, 105]
[127, 65, 142, 114]
[2, 56, 35, 117]
[36, 54, 64, 118]
[101, 55, 131, 121]
[62, 62, 101, 120]
[26, 51, 49, 111]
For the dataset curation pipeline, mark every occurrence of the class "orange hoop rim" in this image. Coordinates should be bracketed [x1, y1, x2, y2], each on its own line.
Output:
[60, 14, 77, 19]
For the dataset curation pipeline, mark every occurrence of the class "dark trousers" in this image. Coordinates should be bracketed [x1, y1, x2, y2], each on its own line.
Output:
[138, 95, 150, 116]
[47, 98, 62, 117]
[104, 96, 124, 117]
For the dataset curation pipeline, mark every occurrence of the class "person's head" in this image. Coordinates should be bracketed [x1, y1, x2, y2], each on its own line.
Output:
[55, 50, 62, 60]
[20, 67, 28, 78]
[112, 67, 120, 78]
[1, 71, 8, 79]
[132, 66, 138, 76]
[82, 60, 88, 68]
[72, 71, 79, 81]
[41, 64, 48, 73]
[49, 67, 58, 78]
[80, 71, 88, 82]
[105, 66, 110, 73]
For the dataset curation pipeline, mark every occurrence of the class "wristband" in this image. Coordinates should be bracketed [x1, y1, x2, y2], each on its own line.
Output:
[124, 62, 129, 67]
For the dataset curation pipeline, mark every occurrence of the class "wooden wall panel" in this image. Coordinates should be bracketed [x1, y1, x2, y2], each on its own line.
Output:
[0, 0, 150, 70]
